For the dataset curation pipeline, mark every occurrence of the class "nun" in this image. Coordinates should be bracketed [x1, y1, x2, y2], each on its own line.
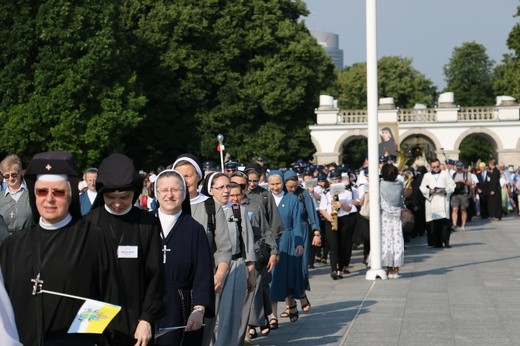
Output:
[266, 170, 304, 330]
[85, 153, 165, 345]
[154, 169, 215, 346]
[0, 151, 121, 345]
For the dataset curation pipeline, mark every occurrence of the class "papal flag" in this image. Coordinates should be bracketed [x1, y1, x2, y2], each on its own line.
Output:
[68, 299, 121, 334]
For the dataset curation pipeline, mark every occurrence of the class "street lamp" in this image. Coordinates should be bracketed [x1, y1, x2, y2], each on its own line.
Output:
[217, 133, 225, 172]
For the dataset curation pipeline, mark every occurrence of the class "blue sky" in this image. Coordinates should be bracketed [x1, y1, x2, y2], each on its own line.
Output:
[304, 0, 518, 90]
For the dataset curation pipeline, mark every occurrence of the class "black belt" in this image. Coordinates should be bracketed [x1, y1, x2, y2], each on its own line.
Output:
[232, 253, 242, 260]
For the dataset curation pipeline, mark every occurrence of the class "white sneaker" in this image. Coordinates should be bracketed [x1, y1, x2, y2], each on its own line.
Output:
[388, 274, 396, 279]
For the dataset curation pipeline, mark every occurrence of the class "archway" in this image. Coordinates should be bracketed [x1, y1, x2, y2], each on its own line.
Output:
[400, 134, 437, 165]
[458, 133, 496, 167]
[340, 136, 367, 169]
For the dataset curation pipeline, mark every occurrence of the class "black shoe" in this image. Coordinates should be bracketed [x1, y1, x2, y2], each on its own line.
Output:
[331, 271, 338, 280]
[444, 244, 452, 248]
[434, 244, 443, 248]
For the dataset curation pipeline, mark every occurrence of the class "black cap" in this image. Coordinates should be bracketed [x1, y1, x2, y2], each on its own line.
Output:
[317, 172, 328, 181]
[244, 163, 264, 174]
[25, 151, 79, 178]
[330, 170, 342, 179]
[224, 161, 238, 170]
[24, 151, 81, 222]
[203, 161, 216, 169]
[92, 153, 141, 208]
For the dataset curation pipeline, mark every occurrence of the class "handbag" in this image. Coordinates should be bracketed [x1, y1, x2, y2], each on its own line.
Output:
[359, 193, 370, 219]
[254, 239, 272, 270]
[401, 206, 415, 233]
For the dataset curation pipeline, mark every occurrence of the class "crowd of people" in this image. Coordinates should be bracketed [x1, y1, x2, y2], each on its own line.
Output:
[0, 151, 519, 346]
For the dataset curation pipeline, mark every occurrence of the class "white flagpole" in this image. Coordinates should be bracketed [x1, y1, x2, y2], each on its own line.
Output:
[365, 0, 387, 280]
[39, 289, 90, 301]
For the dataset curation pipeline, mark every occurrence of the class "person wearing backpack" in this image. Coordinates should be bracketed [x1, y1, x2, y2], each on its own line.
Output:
[450, 162, 472, 232]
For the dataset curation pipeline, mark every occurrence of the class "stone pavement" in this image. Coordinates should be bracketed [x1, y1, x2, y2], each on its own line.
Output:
[251, 213, 520, 345]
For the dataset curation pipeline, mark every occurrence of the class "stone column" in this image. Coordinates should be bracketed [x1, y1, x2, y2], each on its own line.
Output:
[496, 96, 520, 121]
[435, 92, 459, 122]
[316, 95, 340, 125]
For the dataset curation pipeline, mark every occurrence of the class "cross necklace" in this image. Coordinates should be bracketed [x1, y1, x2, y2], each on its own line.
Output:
[31, 227, 62, 295]
[160, 230, 171, 264]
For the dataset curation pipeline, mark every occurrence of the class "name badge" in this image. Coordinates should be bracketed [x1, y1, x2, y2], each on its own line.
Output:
[118, 246, 138, 258]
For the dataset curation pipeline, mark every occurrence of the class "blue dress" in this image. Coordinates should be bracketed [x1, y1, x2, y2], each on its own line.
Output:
[270, 192, 305, 301]
[293, 187, 321, 291]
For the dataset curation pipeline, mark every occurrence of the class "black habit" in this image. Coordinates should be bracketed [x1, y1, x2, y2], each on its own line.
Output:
[0, 219, 121, 346]
[157, 212, 215, 346]
[86, 206, 165, 345]
[487, 167, 502, 219]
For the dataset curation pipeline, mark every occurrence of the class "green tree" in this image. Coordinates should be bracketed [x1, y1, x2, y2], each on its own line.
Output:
[336, 56, 436, 109]
[459, 135, 495, 165]
[122, 0, 335, 169]
[443, 42, 495, 106]
[493, 6, 520, 99]
[0, 1, 145, 168]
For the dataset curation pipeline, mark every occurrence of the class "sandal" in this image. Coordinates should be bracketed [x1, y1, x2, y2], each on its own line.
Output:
[260, 324, 271, 336]
[288, 304, 299, 322]
[300, 295, 311, 313]
[280, 305, 290, 318]
[248, 326, 258, 339]
[268, 317, 279, 330]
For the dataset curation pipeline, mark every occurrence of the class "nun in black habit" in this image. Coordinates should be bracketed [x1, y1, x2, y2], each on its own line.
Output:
[0, 151, 121, 346]
[154, 169, 215, 346]
[86, 153, 165, 345]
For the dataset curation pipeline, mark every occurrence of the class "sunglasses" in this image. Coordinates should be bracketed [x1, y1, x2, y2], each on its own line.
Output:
[3, 173, 18, 179]
[35, 188, 70, 198]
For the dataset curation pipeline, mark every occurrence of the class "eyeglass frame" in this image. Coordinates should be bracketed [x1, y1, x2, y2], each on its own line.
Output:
[3, 172, 19, 179]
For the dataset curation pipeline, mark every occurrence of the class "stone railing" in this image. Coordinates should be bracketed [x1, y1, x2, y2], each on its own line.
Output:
[457, 106, 496, 121]
[339, 110, 368, 123]
[337, 107, 497, 124]
[398, 108, 436, 122]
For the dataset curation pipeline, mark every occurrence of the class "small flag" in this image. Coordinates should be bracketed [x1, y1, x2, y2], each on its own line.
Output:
[68, 299, 121, 334]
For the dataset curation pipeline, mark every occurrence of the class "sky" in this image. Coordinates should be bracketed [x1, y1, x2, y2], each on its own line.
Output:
[304, 0, 519, 90]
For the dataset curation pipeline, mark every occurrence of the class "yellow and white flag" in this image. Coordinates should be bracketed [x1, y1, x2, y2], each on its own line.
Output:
[67, 299, 121, 334]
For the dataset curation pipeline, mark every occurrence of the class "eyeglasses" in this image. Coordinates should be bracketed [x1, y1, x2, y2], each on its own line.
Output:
[212, 184, 231, 192]
[35, 188, 70, 198]
[3, 172, 18, 179]
[157, 187, 184, 195]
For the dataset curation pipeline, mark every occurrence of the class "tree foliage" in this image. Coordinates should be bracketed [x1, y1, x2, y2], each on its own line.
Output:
[336, 56, 436, 109]
[493, 6, 520, 100]
[443, 42, 495, 106]
[0, 1, 145, 168]
[459, 135, 495, 165]
[0, 0, 334, 169]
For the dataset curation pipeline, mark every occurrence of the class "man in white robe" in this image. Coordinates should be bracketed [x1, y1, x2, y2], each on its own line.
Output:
[419, 158, 456, 248]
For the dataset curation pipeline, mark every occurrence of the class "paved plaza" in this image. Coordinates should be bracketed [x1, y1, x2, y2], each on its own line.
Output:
[252, 213, 520, 345]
